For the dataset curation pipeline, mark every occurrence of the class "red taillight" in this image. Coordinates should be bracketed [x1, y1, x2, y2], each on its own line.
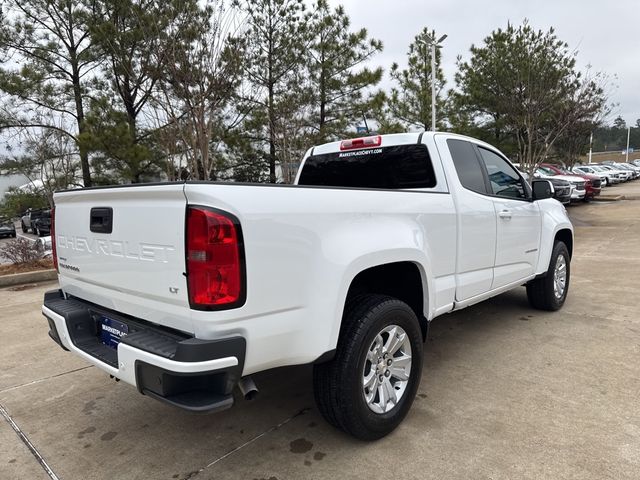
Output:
[186, 206, 244, 309]
[339, 135, 382, 151]
[51, 206, 58, 273]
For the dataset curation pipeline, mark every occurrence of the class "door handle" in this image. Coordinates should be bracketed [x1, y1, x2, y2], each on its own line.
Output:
[90, 207, 113, 234]
[498, 210, 512, 220]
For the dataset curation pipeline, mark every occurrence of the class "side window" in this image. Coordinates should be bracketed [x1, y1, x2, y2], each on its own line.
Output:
[447, 139, 487, 194]
[478, 147, 527, 199]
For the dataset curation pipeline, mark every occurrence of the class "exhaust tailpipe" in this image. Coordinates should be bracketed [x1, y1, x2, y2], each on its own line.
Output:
[237, 376, 258, 400]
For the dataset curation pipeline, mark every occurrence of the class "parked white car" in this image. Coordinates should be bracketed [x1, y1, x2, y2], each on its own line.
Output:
[617, 162, 640, 177]
[602, 164, 633, 181]
[572, 165, 611, 186]
[42, 132, 573, 440]
[599, 164, 631, 183]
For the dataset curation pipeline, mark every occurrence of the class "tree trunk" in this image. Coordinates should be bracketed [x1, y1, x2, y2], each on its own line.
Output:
[70, 46, 91, 187]
[268, 83, 276, 183]
[267, 44, 276, 184]
[319, 40, 326, 143]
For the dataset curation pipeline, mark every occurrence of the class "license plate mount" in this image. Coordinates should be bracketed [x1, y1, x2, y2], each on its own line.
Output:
[99, 316, 129, 349]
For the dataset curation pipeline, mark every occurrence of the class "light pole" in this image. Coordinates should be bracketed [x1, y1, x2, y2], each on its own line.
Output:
[626, 126, 631, 163]
[417, 33, 447, 131]
[588, 132, 593, 164]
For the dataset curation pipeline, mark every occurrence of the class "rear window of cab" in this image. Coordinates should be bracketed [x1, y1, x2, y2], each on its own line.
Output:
[297, 144, 437, 189]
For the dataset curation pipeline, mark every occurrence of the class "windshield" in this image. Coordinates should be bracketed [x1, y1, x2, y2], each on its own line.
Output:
[537, 166, 557, 176]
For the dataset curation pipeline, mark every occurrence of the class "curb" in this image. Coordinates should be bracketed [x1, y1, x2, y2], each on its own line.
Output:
[0, 269, 58, 288]
[593, 195, 625, 202]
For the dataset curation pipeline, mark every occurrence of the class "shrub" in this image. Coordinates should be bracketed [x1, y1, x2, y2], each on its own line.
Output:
[0, 238, 43, 265]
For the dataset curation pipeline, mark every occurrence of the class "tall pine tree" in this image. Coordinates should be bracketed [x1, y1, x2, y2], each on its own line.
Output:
[239, 0, 308, 183]
[86, 0, 191, 182]
[307, 0, 383, 143]
[454, 22, 608, 174]
[0, 0, 97, 186]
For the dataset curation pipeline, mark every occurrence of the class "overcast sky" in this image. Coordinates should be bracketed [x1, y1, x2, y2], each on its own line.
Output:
[330, 0, 640, 127]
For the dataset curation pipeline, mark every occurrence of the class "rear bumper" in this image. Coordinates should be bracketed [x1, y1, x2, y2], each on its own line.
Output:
[42, 289, 245, 413]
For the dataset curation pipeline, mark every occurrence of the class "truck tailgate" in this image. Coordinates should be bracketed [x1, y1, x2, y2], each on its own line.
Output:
[54, 184, 193, 333]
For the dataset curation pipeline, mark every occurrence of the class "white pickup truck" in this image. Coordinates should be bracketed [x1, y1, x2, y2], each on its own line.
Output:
[42, 132, 573, 440]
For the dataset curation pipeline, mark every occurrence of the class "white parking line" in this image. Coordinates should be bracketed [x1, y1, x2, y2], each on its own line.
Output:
[17, 233, 36, 242]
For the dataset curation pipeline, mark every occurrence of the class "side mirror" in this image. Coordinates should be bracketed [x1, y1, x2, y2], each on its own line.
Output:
[532, 179, 554, 200]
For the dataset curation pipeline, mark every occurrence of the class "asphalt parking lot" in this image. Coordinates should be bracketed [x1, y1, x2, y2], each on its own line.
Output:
[1, 185, 640, 480]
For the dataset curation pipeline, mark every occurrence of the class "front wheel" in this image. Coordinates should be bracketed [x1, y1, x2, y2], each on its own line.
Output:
[313, 294, 423, 440]
[21, 222, 28, 233]
[526, 241, 570, 311]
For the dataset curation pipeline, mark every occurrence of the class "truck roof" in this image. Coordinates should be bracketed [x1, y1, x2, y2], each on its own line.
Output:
[307, 131, 502, 157]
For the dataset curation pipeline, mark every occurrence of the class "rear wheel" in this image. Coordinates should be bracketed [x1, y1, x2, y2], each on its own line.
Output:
[21, 222, 27, 233]
[526, 241, 570, 311]
[313, 294, 423, 440]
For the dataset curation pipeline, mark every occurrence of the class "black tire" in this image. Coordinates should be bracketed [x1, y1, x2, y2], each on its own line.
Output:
[11, 232, 16, 238]
[21, 222, 28, 234]
[526, 241, 570, 311]
[313, 294, 423, 440]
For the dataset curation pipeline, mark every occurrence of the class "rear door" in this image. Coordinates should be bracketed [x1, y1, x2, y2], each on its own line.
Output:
[475, 147, 541, 288]
[443, 138, 497, 301]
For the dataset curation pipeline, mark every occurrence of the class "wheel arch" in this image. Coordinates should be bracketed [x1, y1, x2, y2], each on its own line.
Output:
[554, 228, 573, 258]
[535, 203, 574, 275]
[341, 261, 429, 341]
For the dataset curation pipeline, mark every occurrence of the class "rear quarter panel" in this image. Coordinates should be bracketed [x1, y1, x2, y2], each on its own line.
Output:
[184, 183, 456, 375]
